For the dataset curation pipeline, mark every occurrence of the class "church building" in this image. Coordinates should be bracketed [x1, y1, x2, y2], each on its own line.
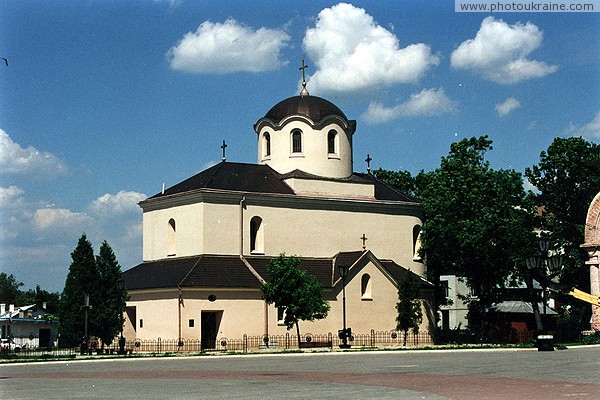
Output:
[122, 75, 434, 348]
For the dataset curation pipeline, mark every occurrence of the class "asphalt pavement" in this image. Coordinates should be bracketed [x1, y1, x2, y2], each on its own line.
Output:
[1, 346, 599, 399]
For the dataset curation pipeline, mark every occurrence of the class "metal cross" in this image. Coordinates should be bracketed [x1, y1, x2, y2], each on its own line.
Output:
[299, 58, 309, 96]
[299, 58, 309, 86]
[365, 154, 372, 174]
[360, 233, 368, 249]
[221, 140, 228, 162]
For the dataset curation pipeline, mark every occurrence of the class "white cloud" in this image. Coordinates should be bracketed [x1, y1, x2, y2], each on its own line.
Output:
[567, 112, 600, 140]
[33, 207, 92, 231]
[363, 88, 457, 124]
[90, 190, 146, 215]
[167, 18, 290, 74]
[303, 3, 440, 94]
[0, 129, 68, 177]
[0, 187, 146, 291]
[450, 17, 558, 84]
[496, 97, 521, 117]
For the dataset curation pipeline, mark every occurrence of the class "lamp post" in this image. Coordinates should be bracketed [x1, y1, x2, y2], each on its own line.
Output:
[117, 280, 126, 355]
[338, 265, 351, 349]
[526, 235, 563, 351]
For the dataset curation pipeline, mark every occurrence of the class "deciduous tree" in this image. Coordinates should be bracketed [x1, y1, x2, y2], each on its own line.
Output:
[261, 254, 330, 347]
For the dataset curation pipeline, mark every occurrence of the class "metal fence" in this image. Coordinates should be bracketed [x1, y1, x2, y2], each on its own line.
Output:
[0, 346, 75, 359]
[103, 330, 434, 354]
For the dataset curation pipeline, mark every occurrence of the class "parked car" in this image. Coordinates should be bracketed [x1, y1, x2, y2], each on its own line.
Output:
[0, 338, 20, 354]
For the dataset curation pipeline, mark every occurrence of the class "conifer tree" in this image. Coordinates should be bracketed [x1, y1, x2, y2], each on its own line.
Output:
[95, 241, 128, 350]
[59, 234, 100, 347]
[396, 272, 423, 346]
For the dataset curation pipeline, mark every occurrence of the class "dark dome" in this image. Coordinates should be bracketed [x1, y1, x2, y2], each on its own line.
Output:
[263, 95, 348, 123]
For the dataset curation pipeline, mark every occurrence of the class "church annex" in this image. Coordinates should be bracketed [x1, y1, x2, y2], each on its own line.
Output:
[122, 78, 434, 348]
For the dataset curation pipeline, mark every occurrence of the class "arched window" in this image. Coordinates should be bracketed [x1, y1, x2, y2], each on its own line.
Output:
[167, 218, 176, 256]
[328, 130, 337, 154]
[292, 130, 302, 153]
[264, 132, 271, 157]
[250, 216, 264, 253]
[413, 225, 422, 261]
[361, 274, 372, 299]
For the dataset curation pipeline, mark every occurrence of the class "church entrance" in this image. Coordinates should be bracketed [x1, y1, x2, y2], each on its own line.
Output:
[201, 311, 222, 350]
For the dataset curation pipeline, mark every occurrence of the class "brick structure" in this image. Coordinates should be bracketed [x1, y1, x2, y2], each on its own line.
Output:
[582, 192, 600, 331]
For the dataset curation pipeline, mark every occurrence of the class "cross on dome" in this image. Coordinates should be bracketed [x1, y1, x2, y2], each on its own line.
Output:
[299, 58, 309, 97]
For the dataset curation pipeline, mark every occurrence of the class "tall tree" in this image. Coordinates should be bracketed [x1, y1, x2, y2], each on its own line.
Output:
[0, 273, 23, 305]
[59, 234, 101, 347]
[525, 137, 600, 335]
[95, 241, 128, 350]
[372, 168, 420, 200]
[396, 272, 423, 346]
[261, 254, 330, 347]
[417, 136, 535, 323]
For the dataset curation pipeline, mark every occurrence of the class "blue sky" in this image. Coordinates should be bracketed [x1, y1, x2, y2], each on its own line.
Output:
[1, 0, 598, 293]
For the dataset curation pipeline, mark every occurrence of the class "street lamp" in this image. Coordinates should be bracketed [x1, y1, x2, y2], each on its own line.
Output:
[338, 265, 351, 349]
[526, 235, 563, 351]
[117, 280, 126, 355]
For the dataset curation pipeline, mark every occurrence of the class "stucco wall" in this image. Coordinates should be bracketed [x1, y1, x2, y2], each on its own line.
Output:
[141, 193, 424, 277]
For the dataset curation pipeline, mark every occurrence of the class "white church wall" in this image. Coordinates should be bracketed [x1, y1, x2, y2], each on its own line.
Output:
[258, 120, 353, 178]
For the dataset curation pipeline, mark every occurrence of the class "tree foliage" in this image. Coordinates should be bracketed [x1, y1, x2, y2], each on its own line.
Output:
[525, 137, 600, 335]
[419, 137, 535, 309]
[59, 234, 100, 347]
[95, 241, 128, 347]
[261, 254, 330, 346]
[0, 273, 23, 305]
[58, 234, 127, 347]
[396, 272, 423, 346]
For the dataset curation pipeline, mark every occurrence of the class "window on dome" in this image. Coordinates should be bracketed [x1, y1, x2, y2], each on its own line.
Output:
[264, 132, 271, 157]
[292, 130, 302, 153]
[328, 130, 337, 155]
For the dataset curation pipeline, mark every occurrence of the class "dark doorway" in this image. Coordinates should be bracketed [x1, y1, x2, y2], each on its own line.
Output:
[201, 311, 221, 350]
[39, 328, 51, 349]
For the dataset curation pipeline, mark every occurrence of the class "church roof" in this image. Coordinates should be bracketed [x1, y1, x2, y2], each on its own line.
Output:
[149, 162, 295, 199]
[147, 162, 417, 203]
[262, 95, 349, 125]
[123, 252, 432, 292]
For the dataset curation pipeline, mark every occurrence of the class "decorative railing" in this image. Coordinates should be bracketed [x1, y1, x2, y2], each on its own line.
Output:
[103, 329, 434, 354]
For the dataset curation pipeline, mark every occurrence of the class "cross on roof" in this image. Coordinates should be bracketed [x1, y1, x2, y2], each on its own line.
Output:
[361, 233, 368, 249]
[365, 154, 372, 174]
[221, 140, 228, 162]
[299, 58, 309, 96]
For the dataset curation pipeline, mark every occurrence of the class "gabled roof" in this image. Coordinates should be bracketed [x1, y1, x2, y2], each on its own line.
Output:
[123, 251, 432, 292]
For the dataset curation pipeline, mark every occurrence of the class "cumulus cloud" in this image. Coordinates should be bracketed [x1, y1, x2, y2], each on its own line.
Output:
[33, 207, 92, 231]
[303, 3, 440, 93]
[90, 190, 146, 215]
[0, 186, 146, 290]
[167, 18, 290, 74]
[496, 97, 521, 117]
[567, 112, 600, 140]
[363, 88, 457, 124]
[450, 17, 557, 84]
[0, 129, 68, 177]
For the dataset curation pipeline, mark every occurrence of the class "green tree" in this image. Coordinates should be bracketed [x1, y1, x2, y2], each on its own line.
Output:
[17, 285, 61, 314]
[261, 254, 330, 347]
[396, 272, 423, 346]
[0, 273, 23, 305]
[95, 241, 128, 350]
[59, 234, 101, 347]
[417, 136, 535, 324]
[372, 168, 420, 200]
[525, 137, 600, 336]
